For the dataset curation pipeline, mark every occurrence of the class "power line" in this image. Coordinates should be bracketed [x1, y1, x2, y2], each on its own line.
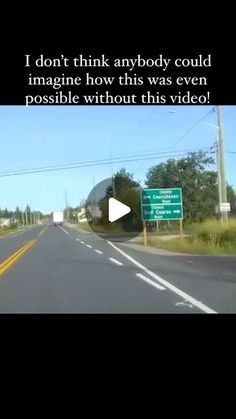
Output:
[0, 148, 213, 178]
[171, 108, 215, 146]
[0, 108, 215, 177]
[0, 146, 211, 175]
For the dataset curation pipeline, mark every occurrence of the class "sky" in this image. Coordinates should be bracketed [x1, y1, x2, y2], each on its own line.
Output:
[0, 105, 235, 213]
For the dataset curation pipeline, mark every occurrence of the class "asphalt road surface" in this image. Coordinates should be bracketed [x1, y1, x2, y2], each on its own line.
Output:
[0, 223, 235, 313]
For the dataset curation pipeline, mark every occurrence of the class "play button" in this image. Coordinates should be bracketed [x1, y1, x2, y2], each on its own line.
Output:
[108, 198, 131, 222]
[85, 177, 143, 242]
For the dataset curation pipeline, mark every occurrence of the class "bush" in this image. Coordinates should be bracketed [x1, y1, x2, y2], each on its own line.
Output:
[194, 227, 236, 248]
[197, 231, 212, 243]
[217, 230, 236, 247]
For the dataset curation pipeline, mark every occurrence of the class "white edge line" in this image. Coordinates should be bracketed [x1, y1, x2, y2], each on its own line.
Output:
[59, 226, 69, 235]
[81, 241, 85, 244]
[136, 273, 166, 290]
[95, 249, 103, 254]
[108, 257, 123, 266]
[107, 241, 217, 314]
[86, 244, 92, 248]
[76, 238, 80, 241]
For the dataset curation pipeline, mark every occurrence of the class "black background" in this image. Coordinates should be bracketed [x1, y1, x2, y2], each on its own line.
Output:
[0, 15, 235, 348]
[0, 45, 234, 105]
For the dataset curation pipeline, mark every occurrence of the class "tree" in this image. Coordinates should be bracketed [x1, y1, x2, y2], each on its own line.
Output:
[145, 151, 219, 222]
[113, 168, 139, 195]
[78, 200, 86, 210]
[99, 168, 142, 228]
[14, 206, 21, 221]
[227, 184, 236, 214]
[25, 205, 31, 224]
[2, 208, 10, 218]
[104, 168, 139, 199]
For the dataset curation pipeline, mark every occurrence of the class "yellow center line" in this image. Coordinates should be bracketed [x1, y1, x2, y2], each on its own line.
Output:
[0, 239, 36, 277]
[0, 240, 34, 268]
[0, 224, 49, 278]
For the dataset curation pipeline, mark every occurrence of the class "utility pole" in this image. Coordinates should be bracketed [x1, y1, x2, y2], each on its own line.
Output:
[110, 150, 116, 198]
[216, 138, 222, 223]
[21, 210, 25, 226]
[92, 176, 96, 226]
[207, 122, 223, 222]
[216, 106, 228, 221]
[65, 190, 69, 221]
[25, 207, 28, 226]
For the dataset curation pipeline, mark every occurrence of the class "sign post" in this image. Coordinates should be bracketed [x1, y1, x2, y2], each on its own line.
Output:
[180, 219, 183, 242]
[220, 202, 231, 212]
[143, 221, 147, 246]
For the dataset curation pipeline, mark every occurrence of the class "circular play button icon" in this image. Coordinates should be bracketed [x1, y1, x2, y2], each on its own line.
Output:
[108, 198, 131, 222]
[85, 177, 143, 242]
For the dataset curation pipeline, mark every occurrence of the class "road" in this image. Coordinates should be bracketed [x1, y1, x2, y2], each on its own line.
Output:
[0, 223, 236, 313]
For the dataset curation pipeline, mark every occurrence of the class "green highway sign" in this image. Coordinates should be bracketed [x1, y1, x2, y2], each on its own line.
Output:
[141, 188, 182, 205]
[142, 204, 183, 220]
[141, 188, 183, 221]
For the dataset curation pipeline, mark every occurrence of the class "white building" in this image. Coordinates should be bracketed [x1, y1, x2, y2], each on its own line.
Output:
[77, 208, 87, 223]
[0, 218, 11, 227]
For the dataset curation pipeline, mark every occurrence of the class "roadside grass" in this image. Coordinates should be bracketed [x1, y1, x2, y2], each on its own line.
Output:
[0, 225, 18, 237]
[148, 236, 236, 255]
[187, 218, 236, 235]
[73, 218, 236, 255]
[76, 222, 93, 232]
[0, 224, 36, 238]
[0, 229, 12, 237]
[148, 218, 236, 255]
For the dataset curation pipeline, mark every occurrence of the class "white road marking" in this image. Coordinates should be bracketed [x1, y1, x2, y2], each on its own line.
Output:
[76, 238, 80, 241]
[86, 244, 92, 248]
[109, 257, 123, 266]
[176, 301, 193, 308]
[95, 249, 103, 254]
[136, 273, 166, 290]
[107, 241, 217, 314]
[81, 241, 85, 244]
[59, 226, 69, 235]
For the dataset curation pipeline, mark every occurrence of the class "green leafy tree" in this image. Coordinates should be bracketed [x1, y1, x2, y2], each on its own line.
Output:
[25, 205, 31, 224]
[100, 168, 142, 228]
[2, 208, 10, 218]
[227, 184, 236, 214]
[14, 206, 21, 221]
[145, 151, 219, 222]
[113, 168, 139, 195]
